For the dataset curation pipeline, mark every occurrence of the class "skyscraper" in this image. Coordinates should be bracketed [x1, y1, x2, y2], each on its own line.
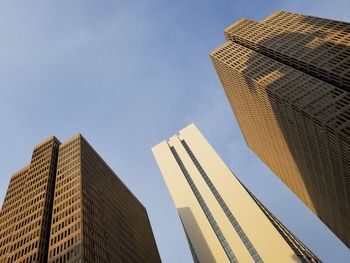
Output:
[0, 134, 161, 263]
[152, 123, 321, 263]
[210, 11, 350, 247]
[0, 137, 60, 263]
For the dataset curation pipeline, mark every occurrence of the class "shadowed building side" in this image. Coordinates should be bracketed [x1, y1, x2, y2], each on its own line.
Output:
[178, 207, 215, 263]
[225, 11, 350, 91]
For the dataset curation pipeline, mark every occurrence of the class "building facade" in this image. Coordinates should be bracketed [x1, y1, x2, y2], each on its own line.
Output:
[0, 135, 161, 263]
[0, 137, 60, 263]
[152, 123, 321, 263]
[210, 11, 350, 247]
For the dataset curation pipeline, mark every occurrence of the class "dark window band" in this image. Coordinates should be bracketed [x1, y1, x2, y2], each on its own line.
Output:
[170, 146, 239, 263]
[181, 140, 263, 263]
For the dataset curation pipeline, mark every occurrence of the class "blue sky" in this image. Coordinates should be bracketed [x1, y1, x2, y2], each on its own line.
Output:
[0, 1, 349, 262]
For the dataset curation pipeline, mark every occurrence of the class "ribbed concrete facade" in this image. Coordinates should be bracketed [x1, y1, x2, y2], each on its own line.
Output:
[210, 11, 350, 247]
[0, 135, 161, 263]
[152, 123, 321, 263]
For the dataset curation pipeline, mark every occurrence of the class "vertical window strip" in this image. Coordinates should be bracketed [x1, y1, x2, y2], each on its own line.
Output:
[180, 140, 263, 263]
[170, 146, 239, 263]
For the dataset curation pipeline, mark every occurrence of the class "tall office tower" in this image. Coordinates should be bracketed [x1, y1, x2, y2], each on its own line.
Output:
[152, 124, 321, 263]
[48, 134, 161, 263]
[0, 137, 60, 263]
[0, 134, 161, 263]
[210, 11, 350, 247]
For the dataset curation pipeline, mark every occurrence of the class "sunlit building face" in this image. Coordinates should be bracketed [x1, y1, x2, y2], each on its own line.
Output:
[210, 10, 350, 248]
[153, 123, 321, 263]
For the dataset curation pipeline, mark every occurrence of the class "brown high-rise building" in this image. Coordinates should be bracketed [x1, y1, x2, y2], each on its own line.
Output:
[0, 137, 60, 263]
[210, 11, 350, 248]
[0, 135, 161, 263]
